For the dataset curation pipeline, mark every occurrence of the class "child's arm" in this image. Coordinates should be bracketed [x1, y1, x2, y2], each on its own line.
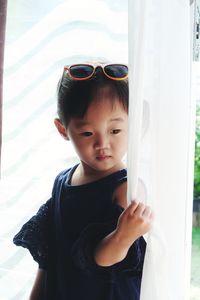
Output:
[94, 201, 153, 266]
[29, 269, 46, 300]
[94, 181, 153, 267]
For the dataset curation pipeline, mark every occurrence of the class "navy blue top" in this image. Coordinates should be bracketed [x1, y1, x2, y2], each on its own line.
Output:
[13, 166, 146, 300]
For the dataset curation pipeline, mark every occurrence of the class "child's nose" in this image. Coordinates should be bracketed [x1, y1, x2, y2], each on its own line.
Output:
[94, 134, 110, 150]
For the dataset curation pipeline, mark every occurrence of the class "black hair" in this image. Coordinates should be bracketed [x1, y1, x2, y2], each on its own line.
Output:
[57, 67, 129, 126]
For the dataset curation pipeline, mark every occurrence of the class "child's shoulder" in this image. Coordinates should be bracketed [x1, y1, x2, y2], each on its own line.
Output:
[51, 165, 77, 193]
[110, 168, 127, 209]
[112, 173, 147, 209]
[55, 168, 71, 181]
[54, 164, 78, 183]
[112, 180, 128, 209]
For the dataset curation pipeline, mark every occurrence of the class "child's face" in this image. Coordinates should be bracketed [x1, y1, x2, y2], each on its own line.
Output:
[65, 96, 128, 176]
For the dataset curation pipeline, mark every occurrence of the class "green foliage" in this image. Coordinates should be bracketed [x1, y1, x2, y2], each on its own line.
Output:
[194, 105, 200, 198]
[192, 227, 200, 248]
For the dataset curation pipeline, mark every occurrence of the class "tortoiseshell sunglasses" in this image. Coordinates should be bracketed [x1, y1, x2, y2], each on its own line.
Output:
[62, 63, 128, 81]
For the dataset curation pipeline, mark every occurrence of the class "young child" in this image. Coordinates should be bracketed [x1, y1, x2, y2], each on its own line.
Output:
[13, 63, 154, 300]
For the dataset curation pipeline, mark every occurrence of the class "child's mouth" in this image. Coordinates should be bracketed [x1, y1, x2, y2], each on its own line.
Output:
[96, 155, 111, 161]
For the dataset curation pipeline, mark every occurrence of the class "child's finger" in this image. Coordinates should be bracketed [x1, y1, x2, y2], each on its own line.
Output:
[142, 206, 152, 218]
[129, 200, 139, 216]
[150, 210, 155, 220]
[133, 202, 146, 216]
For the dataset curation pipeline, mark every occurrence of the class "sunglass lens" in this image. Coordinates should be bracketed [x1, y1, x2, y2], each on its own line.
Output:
[104, 64, 128, 79]
[70, 65, 94, 79]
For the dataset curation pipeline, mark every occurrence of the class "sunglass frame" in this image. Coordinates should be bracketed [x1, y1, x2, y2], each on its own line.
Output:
[63, 63, 128, 81]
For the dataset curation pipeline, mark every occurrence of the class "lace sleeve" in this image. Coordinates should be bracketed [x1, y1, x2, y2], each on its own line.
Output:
[13, 199, 51, 269]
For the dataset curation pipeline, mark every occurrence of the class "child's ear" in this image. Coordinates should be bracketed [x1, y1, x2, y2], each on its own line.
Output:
[54, 118, 69, 140]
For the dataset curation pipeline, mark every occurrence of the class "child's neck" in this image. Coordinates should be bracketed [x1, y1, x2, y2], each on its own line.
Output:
[70, 162, 125, 186]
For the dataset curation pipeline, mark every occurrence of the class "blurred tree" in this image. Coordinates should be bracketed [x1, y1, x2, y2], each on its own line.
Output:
[194, 105, 200, 198]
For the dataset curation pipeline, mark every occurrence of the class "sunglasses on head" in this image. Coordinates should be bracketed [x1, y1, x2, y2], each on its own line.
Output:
[63, 63, 128, 81]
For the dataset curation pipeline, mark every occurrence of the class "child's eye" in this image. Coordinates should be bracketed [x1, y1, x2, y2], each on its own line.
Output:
[111, 129, 121, 134]
[81, 132, 93, 137]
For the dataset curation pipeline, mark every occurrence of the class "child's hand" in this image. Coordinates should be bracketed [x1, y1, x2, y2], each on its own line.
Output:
[116, 200, 154, 247]
[94, 200, 153, 266]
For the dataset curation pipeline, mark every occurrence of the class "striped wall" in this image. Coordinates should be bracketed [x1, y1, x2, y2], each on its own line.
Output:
[0, 1, 128, 298]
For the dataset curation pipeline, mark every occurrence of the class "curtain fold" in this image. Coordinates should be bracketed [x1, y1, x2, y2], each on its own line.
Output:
[128, 0, 195, 299]
[0, 0, 7, 175]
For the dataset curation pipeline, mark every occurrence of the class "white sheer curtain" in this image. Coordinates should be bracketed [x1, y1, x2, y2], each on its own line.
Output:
[128, 1, 195, 299]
